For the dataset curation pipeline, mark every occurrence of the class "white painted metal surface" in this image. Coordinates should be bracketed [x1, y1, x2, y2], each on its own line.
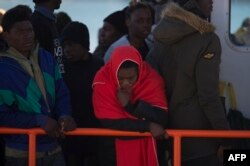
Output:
[212, 0, 250, 118]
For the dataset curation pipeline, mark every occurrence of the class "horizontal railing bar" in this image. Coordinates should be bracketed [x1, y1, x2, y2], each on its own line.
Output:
[1, 128, 250, 166]
[1, 128, 250, 138]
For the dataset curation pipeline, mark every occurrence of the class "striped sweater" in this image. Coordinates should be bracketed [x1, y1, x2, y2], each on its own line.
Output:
[0, 46, 71, 151]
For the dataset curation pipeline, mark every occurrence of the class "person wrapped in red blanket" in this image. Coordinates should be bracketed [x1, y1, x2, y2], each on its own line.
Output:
[92, 45, 169, 166]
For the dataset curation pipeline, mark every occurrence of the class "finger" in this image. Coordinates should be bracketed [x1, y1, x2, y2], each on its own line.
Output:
[60, 121, 65, 132]
[164, 132, 169, 139]
[59, 131, 65, 139]
[154, 133, 163, 140]
[156, 133, 168, 140]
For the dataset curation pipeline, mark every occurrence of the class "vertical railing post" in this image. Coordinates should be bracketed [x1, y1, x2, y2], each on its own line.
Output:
[28, 132, 36, 166]
[173, 135, 181, 166]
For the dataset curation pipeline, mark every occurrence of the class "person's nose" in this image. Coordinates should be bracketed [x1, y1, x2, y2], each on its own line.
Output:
[121, 79, 131, 88]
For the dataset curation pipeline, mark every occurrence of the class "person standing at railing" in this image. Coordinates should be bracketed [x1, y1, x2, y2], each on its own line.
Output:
[93, 9, 128, 59]
[0, 6, 76, 166]
[93, 45, 169, 166]
[60, 21, 104, 166]
[146, 0, 231, 165]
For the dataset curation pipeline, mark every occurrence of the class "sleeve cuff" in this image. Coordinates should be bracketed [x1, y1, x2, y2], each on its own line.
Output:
[35, 114, 48, 127]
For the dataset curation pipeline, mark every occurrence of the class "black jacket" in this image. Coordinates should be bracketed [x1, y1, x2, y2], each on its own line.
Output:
[147, 2, 230, 161]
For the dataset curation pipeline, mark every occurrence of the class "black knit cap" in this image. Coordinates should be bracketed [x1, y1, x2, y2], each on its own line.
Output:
[104, 10, 128, 34]
[61, 21, 90, 51]
[33, 0, 50, 3]
[173, 0, 190, 6]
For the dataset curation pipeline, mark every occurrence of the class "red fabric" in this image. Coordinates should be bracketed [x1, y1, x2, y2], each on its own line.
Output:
[115, 137, 158, 166]
[92, 46, 168, 166]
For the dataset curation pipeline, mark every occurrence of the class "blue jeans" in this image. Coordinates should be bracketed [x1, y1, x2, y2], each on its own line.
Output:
[5, 152, 65, 166]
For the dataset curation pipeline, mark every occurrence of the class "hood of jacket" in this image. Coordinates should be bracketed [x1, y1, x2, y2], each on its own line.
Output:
[153, 2, 215, 45]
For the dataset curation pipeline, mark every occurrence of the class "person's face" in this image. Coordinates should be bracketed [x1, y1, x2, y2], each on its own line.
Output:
[126, 8, 152, 39]
[99, 22, 122, 46]
[196, 0, 213, 18]
[52, 0, 62, 10]
[3, 21, 34, 57]
[63, 40, 85, 62]
[117, 67, 138, 91]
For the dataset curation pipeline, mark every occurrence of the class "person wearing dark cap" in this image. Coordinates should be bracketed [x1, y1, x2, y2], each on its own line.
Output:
[93, 10, 128, 58]
[147, 0, 231, 166]
[60, 21, 104, 166]
[31, 0, 64, 73]
[55, 11, 72, 35]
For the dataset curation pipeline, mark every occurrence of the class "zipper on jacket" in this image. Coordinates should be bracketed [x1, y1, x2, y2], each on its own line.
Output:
[28, 59, 51, 113]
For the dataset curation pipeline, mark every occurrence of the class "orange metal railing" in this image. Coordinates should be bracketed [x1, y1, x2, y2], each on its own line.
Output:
[1, 128, 250, 166]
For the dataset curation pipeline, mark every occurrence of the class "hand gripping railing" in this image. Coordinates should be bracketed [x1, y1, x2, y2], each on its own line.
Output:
[1, 128, 250, 166]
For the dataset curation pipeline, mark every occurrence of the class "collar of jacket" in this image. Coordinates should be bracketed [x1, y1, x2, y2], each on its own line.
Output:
[34, 5, 56, 21]
[161, 2, 215, 34]
[5, 44, 39, 61]
[4, 44, 39, 77]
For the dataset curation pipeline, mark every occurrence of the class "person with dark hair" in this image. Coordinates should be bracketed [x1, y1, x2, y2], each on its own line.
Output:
[93, 10, 128, 58]
[55, 11, 72, 35]
[103, 2, 154, 63]
[93, 45, 168, 166]
[0, 5, 33, 52]
[147, 0, 231, 165]
[60, 21, 103, 166]
[31, 0, 64, 73]
[15, 5, 33, 16]
[0, 6, 76, 166]
[231, 17, 250, 46]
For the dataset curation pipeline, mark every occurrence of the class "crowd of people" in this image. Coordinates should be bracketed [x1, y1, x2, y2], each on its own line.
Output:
[0, 0, 232, 166]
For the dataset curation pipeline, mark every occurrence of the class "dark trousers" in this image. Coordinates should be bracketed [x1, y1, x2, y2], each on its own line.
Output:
[0, 137, 4, 165]
[157, 140, 169, 166]
[182, 154, 222, 166]
[5, 152, 65, 166]
[65, 153, 99, 166]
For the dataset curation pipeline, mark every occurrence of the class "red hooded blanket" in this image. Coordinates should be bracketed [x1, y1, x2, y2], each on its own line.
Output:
[93, 46, 168, 166]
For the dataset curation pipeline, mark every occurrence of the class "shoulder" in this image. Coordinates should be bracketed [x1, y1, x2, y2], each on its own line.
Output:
[90, 54, 104, 64]
[201, 32, 221, 50]
[109, 35, 130, 49]
[93, 64, 110, 85]
[38, 48, 54, 60]
[0, 55, 21, 70]
[0, 56, 23, 82]
[31, 12, 53, 28]
[104, 35, 130, 63]
[31, 12, 46, 23]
